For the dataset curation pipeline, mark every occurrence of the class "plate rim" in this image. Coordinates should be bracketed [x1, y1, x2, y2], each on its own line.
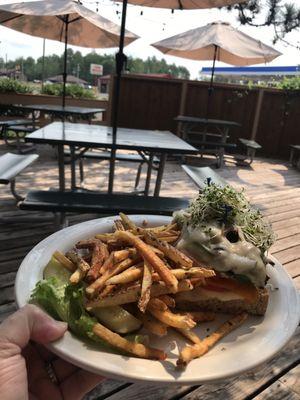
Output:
[15, 215, 300, 385]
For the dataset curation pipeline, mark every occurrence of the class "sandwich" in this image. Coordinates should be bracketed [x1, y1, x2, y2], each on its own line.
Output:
[173, 183, 275, 316]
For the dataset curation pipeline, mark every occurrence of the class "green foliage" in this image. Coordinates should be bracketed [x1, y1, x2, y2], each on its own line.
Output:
[231, 0, 300, 45]
[277, 76, 300, 90]
[41, 83, 95, 99]
[8, 49, 190, 83]
[0, 78, 32, 94]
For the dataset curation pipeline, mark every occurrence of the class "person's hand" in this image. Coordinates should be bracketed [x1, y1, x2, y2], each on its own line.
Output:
[0, 304, 105, 400]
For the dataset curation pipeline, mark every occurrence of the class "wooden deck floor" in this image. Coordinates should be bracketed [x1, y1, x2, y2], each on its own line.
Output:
[0, 144, 299, 399]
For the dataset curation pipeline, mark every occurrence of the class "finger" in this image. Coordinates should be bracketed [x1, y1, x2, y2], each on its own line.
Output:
[53, 358, 78, 381]
[0, 304, 67, 350]
[32, 343, 79, 382]
[33, 343, 58, 362]
[61, 369, 105, 400]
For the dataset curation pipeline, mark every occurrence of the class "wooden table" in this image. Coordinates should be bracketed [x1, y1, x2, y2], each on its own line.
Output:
[175, 116, 241, 167]
[12, 104, 105, 124]
[25, 122, 198, 195]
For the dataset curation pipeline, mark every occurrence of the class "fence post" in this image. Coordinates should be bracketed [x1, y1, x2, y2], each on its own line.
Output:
[251, 88, 264, 140]
[176, 80, 188, 137]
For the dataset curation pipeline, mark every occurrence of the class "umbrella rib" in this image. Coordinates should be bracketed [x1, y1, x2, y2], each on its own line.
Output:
[0, 14, 21, 24]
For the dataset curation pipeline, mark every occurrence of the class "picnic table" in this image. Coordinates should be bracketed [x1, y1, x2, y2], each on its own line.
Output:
[25, 122, 198, 196]
[12, 104, 105, 124]
[175, 116, 241, 167]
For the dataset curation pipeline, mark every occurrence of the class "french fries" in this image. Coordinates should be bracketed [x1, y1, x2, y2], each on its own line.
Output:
[47, 213, 248, 366]
[138, 261, 152, 312]
[106, 266, 143, 285]
[142, 229, 193, 268]
[93, 322, 166, 360]
[86, 279, 193, 309]
[114, 230, 178, 292]
[147, 300, 196, 330]
[67, 251, 90, 284]
[86, 241, 108, 281]
[177, 313, 249, 367]
[137, 311, 168, 337]
[53, 250, 76, 272]
[175, 328, 202, 345]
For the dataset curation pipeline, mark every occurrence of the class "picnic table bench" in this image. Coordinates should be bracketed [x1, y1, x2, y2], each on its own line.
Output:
[181, 165, 227, 189]
[3, 124, 38, 154]
[64, 149, 159, 191]
[234, 138, 262, 165]
[289, 145, 300, 169]
[19, 190, 189, 215]
[0, 152, 39, 201]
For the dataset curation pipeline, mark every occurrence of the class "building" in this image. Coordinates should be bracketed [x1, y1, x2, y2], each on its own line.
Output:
[46, 74, 88, 86]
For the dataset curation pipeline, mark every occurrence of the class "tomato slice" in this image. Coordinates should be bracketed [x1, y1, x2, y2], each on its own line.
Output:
[203, 284, 228, 292]
[204, 276, 259, 303]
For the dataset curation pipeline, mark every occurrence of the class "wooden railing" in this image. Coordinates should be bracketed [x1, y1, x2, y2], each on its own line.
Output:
[0, 93, 108, 123]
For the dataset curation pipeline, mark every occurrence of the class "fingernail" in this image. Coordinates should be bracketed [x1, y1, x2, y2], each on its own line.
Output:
[56, 321, 68, 330]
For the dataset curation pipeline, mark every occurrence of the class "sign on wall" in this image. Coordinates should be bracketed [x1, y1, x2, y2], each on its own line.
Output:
[90, 64, 103, 76]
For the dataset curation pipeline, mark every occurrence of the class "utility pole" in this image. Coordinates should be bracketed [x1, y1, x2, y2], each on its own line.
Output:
[41, 38, 46, 89]
[77, 63, 80, 80]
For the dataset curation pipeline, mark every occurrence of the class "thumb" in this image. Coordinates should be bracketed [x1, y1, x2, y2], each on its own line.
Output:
[0, 304, 67, 349]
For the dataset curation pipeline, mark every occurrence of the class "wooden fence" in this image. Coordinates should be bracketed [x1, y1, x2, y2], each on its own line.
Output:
[1, 78, 299, 159]
[109, 74, 300, 159]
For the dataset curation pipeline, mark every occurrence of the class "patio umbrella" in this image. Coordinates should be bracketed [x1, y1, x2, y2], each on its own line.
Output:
[0, 0, 138, 108]
[152, 21, 281, 114]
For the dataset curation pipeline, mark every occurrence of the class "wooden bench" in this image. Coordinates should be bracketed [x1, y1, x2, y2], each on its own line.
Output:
[289, 145, 300, 169]
[3, 124, 38, 154]
[64, 149, 159, 190]
[182, 165, 227, 189]
[19, 190, 189, 216]
[0, 152, 39, 201]
[234, 138, 262, 165]
[186, 139, 236, 168]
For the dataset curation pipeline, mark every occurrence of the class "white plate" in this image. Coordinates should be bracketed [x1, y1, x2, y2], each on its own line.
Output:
[15, 215, 300, 385]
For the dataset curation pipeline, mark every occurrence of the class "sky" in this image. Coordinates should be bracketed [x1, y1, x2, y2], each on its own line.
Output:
[0, 0, 300, 79]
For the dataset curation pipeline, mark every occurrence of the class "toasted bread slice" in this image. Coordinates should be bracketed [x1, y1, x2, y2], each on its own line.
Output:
[175, 286, 269, 316]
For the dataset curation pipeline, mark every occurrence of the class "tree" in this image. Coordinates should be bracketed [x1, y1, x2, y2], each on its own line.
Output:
[9, 51, 190, 82]
[232, 0, 300, 47]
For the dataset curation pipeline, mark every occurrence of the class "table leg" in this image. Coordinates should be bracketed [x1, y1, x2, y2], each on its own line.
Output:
[154, 153, 166, 197]
[57, 144, 65, 191]
[144, 153, 154, 196]
[108, 148, 116, 194]
[70, 145, 76, 190]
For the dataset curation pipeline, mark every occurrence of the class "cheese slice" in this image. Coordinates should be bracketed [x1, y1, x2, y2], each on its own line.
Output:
[204, 277, 259, 304]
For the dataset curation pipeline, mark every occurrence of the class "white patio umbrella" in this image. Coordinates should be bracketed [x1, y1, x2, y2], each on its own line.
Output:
[0, 0, 138, 108]
[152, 21, 281, 114]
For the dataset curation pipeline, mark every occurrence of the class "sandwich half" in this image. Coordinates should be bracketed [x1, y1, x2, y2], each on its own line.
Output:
[173, 184, 275, 316]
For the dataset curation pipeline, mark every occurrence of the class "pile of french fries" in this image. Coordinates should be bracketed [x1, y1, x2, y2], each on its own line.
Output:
[53, 213, 248, 367]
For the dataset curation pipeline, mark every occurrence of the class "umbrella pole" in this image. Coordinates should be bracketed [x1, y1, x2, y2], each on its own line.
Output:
[108, 0, 128, 193]
[206, 44, 217, 118]
[62, 15, 69, 109]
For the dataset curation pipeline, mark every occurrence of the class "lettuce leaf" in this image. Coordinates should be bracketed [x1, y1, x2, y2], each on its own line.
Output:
[30, 276, 68, 322]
